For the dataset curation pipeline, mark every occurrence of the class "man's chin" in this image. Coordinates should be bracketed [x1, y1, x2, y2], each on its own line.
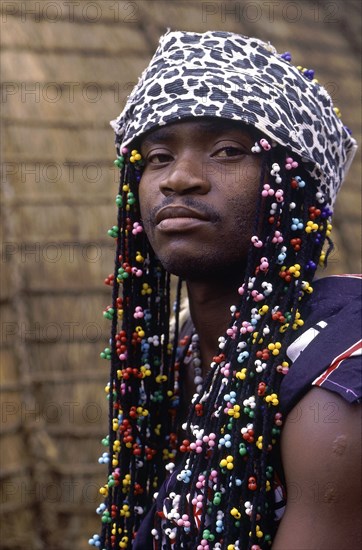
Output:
[158, 254, 246, 283]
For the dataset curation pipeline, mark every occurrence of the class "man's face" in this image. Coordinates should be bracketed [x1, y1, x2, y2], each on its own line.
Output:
[138, 119, 262, 281]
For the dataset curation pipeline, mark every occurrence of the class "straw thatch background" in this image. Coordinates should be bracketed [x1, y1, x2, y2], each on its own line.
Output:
[0, 1, 360, 549]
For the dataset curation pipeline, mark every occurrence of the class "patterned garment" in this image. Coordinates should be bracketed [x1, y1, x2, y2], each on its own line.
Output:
[133, 275, 361, 549]
[280, 274, 361, 413]
[111, 31, 357, 209]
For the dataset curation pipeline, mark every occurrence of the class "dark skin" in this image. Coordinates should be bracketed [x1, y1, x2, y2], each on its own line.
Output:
[139, 119, 361, 548]
[139, 119, 261, 372]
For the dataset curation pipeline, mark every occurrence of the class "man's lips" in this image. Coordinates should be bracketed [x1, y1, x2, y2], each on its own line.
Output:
[155, 205, 210, 224]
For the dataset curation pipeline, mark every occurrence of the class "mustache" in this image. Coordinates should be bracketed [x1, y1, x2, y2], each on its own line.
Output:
[147, 196, 221, 224]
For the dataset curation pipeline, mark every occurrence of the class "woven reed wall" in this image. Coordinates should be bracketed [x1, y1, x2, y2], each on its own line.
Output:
[1, 1, 360, 549]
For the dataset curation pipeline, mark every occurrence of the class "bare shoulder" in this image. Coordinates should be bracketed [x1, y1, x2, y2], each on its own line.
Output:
[273, 387, 361, 550]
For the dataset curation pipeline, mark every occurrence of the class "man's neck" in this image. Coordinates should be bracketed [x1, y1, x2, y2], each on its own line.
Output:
[186, 278, 240, 376]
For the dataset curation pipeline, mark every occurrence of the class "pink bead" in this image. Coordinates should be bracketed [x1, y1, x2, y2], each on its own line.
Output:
[272, 231, 283, 244]
[262, 183, 274, 197]
[285, 157, 298, 170]
[259, 257, 269, 270]
[251, 290, 264, 302]
[275, 189, 284, 203]
[132, 222, 143, 235]
[251, 236, 263, 248]
[260, 138, 271, 150]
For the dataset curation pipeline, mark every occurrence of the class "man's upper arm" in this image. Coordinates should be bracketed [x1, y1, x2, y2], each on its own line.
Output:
[273, 387, 361, 550]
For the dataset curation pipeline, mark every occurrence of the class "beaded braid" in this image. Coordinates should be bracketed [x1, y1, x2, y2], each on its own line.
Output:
[90, 132, 334, 550]
[170, 144, 332, 550]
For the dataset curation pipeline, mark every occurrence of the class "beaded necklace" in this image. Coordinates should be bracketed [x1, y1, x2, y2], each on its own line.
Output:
[182, 333, 204, 394]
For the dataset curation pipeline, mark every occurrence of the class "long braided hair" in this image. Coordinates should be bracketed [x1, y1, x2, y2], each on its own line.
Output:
[91, 132, 335, 550]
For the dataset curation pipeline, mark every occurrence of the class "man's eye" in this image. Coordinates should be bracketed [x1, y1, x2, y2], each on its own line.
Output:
[147, 153, 173, 164]
[213, 147, 245, 158]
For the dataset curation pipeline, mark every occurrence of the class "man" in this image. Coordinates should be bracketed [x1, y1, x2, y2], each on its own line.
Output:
[92, 31, 361, 550]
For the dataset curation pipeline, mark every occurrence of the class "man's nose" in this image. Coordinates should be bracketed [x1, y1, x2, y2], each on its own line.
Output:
[159, 153, 211, 195]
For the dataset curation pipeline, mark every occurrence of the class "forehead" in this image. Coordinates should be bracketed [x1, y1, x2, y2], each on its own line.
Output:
[139, 118, 256, 147]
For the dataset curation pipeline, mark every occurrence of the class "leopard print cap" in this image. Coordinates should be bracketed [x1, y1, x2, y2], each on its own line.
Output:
[111, 30, 357, 207]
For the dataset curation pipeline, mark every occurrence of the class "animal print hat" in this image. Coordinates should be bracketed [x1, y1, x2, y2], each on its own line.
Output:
[111, 30, 357, 208]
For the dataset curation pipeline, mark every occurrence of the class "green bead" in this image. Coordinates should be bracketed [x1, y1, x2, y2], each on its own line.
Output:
[239, 444, 247, 456]
[107, 226, 118, 237]
[114, 156, 124, 167]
